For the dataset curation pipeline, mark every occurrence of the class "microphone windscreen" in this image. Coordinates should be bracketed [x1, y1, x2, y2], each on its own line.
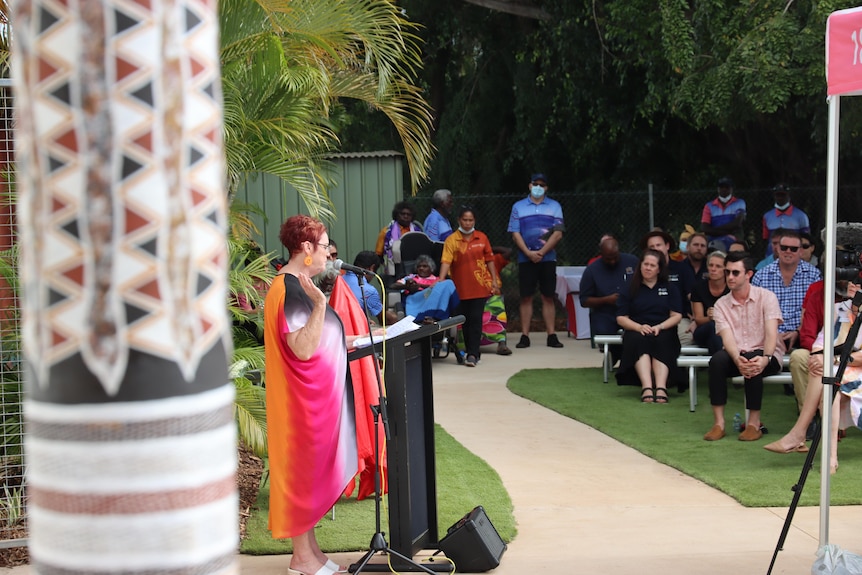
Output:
[825, 222, 862, 247]
[333, 259, 346, 271]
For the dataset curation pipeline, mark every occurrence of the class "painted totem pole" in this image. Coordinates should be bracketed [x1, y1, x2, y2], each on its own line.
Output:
[12, 0, 237, 573]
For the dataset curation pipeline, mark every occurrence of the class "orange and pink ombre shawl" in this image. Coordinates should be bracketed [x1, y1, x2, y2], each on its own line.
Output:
[264, 274, 357, 538]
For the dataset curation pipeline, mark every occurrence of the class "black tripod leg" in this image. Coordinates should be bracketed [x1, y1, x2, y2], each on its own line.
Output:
[349, 546, 450, 574]
[766, 422, 823, 575]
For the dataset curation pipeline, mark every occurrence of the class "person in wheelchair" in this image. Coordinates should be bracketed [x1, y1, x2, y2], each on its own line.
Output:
[390, 254, 459, 324]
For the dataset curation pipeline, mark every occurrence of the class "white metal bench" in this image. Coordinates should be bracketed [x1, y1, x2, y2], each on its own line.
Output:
[681, 355, 792, 412]
[594, 334, 622, 383]
[595, 333, 707, 384]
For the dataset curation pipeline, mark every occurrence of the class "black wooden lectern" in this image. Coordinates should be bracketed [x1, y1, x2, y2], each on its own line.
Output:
[348, 315, 464, 567]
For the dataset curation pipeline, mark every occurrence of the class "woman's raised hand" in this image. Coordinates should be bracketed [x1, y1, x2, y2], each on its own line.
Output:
[298, 272, 326, 307]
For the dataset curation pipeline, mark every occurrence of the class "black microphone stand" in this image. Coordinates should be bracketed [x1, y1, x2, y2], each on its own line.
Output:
[348, 272, 443, 574]
[766, 293, 862, 575]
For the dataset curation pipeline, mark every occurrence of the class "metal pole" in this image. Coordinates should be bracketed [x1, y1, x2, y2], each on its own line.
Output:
[648, 184, 655, 230]
[820, 94, 841, 545]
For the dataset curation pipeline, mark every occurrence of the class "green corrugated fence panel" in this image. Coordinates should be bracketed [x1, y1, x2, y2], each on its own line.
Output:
[234, 152, 404, 262]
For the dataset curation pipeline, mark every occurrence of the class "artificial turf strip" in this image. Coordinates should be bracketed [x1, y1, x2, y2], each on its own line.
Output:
[507, 367, 862, 507]
[241, 424, 516, 555]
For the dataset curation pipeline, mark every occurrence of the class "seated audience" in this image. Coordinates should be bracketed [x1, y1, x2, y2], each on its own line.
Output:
[756, 228, 785, 271]
[753, 229, 822, 353]
[691, 250, 729, 354]
[728, 240, 748, 253]
[767, 282, 859, 454]
[615, 249, 683, 403]
[580, 235, 638, 366]
[342, 251, 397, 325]
[641, 229, 696, 346]
[703, 251, 784, 442]
[390, 255, 459, 323]
[800, 232, 819, 267]
[375, 201, 424, 277]
[683, 232, 709, 282]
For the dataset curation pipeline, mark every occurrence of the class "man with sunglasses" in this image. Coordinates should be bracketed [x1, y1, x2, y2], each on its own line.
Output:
[752, 230, 821, 352]
[704, 251, 784, 441]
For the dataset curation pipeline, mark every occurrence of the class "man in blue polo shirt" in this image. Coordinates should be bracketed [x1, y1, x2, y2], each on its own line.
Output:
[508, 172, 566, 348]
[423, 188, 454, 241]
[761, 184, 810, 259]
[701, 177, 746, 252]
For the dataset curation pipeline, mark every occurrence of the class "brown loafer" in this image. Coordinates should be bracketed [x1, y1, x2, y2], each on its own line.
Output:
[739, 425, 763, 441]
[703, 425, 726, 441]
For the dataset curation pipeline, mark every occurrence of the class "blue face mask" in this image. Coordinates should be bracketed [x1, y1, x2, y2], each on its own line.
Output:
[531, 185, 545, 198]
[775, 202, 790, 210]
[678, 241, 688, 253]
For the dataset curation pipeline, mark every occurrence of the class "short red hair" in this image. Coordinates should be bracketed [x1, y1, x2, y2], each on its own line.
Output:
[279, 215, 326, 255]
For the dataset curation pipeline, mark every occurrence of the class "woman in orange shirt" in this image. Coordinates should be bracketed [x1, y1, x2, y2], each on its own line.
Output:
[439, 206, 500, 367]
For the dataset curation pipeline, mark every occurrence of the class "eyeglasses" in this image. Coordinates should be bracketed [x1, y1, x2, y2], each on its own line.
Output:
[724, 269, 745, 277]
[779, 244, 800, 252]
[801, 244, 812, 250]
[330, 252, 338, 258]
[317, 242, 331, 250]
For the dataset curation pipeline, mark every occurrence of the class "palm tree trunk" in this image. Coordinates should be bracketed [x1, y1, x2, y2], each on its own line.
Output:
[12, 1, 235, 573]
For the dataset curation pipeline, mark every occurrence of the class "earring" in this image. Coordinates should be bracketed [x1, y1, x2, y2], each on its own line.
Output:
[304, 255, 312, 266]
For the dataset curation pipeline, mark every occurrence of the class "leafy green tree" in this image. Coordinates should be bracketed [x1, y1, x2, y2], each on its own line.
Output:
[219, 0, 434, 218]
[352, 0, 862, 196]
[219, 0, 436, 455]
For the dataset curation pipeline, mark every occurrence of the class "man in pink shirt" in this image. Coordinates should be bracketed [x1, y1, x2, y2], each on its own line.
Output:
[704, 251, 784, 441]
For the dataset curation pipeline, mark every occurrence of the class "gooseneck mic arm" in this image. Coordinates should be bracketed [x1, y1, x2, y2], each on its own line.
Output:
[333, 259, 375, 276]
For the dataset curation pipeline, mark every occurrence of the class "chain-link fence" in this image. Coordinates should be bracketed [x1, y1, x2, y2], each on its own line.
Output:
[0, 77, 26, 551]
[407, 184, 849, 327]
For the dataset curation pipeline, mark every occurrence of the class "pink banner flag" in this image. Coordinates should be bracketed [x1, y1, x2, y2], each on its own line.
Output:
[827, 6, 862, 96]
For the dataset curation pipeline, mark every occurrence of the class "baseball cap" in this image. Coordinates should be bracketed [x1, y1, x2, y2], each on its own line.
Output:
[530, 173, 548, 184]
[717, 177, 733, 188]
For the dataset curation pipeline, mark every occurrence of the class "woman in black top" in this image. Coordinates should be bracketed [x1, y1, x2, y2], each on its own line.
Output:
[691, 250, 730, 354]
[616, 249, 683, 402]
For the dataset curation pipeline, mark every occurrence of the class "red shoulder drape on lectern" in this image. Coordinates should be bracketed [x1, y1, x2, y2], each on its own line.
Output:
[329, 276, 388, 500]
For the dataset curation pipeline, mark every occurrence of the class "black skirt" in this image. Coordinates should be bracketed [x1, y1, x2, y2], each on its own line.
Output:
[615, 328, 681, 386]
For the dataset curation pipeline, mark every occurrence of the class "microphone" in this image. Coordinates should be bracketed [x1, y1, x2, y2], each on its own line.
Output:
[333, 259, 375, 276]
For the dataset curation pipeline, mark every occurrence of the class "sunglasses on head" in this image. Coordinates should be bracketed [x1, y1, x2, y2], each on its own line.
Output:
[724, 269, 745, 277]
[779, 244, 800, 252]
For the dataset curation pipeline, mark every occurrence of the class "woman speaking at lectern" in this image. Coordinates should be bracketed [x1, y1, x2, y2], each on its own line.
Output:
[264, 214, 359, 575]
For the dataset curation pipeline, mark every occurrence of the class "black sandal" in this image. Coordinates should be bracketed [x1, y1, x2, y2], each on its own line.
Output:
[641, 388, 655, 403]
[654, 387, 669, 404]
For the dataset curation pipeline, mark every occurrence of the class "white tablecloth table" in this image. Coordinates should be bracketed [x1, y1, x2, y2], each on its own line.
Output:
[555, 266, 591, 340]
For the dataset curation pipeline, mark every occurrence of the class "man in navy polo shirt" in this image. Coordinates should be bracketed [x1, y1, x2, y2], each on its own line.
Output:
[508, 172, 566, 348]
[580, 236, 638, 365]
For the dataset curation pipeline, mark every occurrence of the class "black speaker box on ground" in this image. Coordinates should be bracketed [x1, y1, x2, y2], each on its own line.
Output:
[438, 506, 506, 572]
